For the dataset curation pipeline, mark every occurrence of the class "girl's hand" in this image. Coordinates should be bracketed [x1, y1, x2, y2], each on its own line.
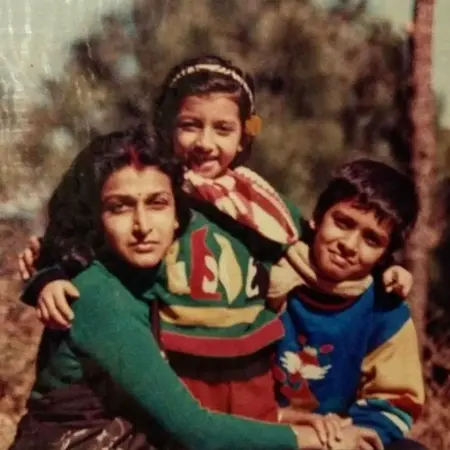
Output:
[382, 265, 413, 298]
[37, 280, 79, 329]
[280, 408, 351, 447]
[18, 236, 41, 281]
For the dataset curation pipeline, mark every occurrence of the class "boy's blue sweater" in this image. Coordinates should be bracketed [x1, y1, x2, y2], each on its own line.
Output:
[275, 283, 424, 445]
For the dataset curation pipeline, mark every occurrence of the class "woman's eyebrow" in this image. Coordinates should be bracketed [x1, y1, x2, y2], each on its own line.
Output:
[102, 193, 136, 204]
[144, 191, 173, 201]
[176, 113, 198, 119]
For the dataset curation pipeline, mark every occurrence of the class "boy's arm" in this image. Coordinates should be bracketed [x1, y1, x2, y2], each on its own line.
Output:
[348, 301, 425, 445]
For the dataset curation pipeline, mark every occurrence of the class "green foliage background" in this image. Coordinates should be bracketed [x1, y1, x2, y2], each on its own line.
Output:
[1, 0, 422, 212]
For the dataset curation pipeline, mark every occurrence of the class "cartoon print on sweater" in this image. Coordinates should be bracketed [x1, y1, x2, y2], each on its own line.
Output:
[274, 335, 334, 411]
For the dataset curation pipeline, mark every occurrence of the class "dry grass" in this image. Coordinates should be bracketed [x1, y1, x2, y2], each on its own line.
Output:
[412, 335, 450, 449]
[413, 382, 450, 449]
[0, 219, 42, 449]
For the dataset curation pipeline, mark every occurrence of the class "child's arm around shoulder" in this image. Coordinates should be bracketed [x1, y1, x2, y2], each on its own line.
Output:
[22, 265, 67, 305]
[19, 235, 80, 328]
[382, 265, 413, 298]
[348, 292, 425, 445]
[22, 267, 78, 329]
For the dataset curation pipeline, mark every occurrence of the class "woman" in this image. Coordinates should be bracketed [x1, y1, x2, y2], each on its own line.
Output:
[11, 127, 323, 450]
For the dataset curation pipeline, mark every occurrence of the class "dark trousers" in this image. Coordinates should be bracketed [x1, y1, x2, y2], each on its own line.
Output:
[385, 439, 427, 450]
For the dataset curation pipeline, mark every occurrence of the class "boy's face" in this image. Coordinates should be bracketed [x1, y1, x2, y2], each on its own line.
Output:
[173, 93, 243, 179]
[310, 199, 393, 282]
[101, 165, 179, 268]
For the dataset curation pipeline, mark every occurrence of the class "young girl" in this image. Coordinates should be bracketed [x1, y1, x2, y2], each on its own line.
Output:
[19, 55, 406, 446]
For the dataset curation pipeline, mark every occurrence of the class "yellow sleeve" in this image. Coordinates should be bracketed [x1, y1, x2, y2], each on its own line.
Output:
[349, 318, 425, 443]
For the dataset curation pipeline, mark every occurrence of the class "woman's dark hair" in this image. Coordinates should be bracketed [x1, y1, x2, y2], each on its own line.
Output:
[313, 158, 419, 254]
[153, 55, 256, 167]
[37, 126, 188, 273]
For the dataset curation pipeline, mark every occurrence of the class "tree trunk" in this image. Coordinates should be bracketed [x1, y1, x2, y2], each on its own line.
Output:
[407, 0, 436, 346]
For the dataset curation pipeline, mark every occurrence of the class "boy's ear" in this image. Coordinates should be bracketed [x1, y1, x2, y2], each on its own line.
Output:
[237, 144, 243, 153]
[309, 218, 316, 231]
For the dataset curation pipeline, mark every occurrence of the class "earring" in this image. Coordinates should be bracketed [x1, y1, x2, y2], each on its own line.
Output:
[244, 115, 262, 137]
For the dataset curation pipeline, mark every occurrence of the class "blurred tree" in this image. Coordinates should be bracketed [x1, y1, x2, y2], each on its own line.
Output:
[407, 0, 436, 344]
[6, 0, 417, 214]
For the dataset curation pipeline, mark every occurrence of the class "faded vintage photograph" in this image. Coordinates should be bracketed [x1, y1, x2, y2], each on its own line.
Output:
[0, 1, 448, 449]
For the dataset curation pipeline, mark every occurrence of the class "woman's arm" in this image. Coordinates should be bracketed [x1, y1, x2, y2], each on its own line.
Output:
[69, 262, 319, 450]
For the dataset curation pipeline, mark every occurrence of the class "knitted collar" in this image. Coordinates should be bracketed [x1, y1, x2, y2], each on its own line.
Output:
[280, 241, 373, 299]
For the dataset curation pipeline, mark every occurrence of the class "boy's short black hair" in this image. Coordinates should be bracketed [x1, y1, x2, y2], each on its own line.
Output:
[313, 158, 419, 253]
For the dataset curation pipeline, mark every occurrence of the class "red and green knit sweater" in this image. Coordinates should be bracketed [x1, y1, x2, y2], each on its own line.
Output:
[152, 198, 302, 357]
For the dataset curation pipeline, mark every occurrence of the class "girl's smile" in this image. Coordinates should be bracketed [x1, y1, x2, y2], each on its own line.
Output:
[173, 93, 243, 179]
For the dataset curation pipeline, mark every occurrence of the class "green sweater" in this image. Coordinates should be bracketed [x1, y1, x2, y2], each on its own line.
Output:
[32, 259, 298, 450]
[154, 199, 303, 357]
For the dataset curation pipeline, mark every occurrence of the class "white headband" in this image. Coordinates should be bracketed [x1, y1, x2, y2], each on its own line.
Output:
[168, 63, 255, 112]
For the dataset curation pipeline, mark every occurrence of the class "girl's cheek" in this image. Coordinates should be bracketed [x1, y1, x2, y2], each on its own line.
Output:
[175, 134, 192, 153]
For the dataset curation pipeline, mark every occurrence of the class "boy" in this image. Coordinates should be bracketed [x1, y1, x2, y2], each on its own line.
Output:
[274, 159, 426, 450]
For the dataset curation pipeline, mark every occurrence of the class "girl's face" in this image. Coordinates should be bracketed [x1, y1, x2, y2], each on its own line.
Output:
[101, 164, 179, 268]
[173, 93, 243, 179]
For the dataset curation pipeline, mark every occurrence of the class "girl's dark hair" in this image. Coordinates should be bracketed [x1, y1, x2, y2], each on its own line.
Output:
[153, 55, 256, 167]
[37, 126, 188, 273]
[313, 158, 419, 254]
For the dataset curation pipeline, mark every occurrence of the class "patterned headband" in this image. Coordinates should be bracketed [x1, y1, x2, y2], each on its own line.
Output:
[168, 63, 255, 112]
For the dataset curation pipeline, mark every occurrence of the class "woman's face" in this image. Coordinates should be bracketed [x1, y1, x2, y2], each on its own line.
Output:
[101, 165, 179, 268]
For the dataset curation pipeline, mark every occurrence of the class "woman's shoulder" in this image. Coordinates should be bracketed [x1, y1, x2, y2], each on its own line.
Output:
[69, 260, 140, 322]
[71, 260, 124, 295]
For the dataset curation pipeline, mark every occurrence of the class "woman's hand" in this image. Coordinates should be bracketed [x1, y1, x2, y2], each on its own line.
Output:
[18, 236, 41, 281]
[37, 280, 79, 329]
[280, 408, 351, 448]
